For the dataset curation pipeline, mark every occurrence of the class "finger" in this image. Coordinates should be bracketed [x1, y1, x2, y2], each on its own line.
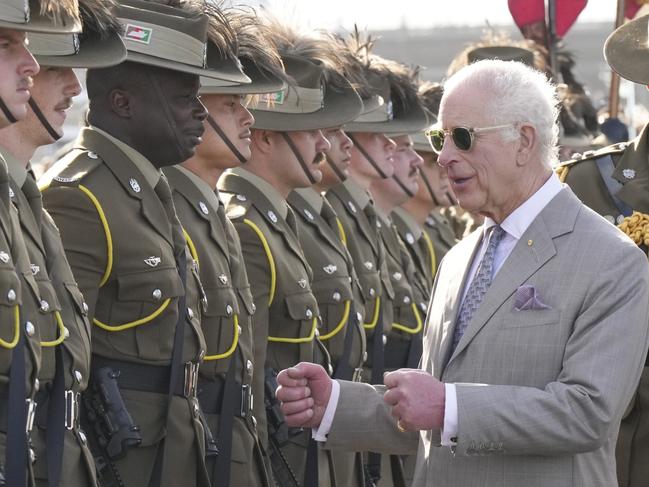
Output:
[276, 385, 311, 403]
[383, 386, 401, 406]
[383, 369, 403, 389]
[389, 402, 403, 420]
[277, 368, 308, 387]
[290, 362, 328, 381]
[284, 408, 314, 428]
[280, 397, 315, 416]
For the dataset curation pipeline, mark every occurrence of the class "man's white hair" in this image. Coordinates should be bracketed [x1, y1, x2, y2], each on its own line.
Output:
[441, 59, 560, 164]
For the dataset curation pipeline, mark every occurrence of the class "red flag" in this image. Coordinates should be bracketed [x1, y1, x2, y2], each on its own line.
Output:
[508, 0, 588, 37]
[625, 0, 649, 19]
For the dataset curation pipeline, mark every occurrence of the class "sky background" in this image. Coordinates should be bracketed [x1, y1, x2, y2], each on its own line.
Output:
[240, 0, 616, 31]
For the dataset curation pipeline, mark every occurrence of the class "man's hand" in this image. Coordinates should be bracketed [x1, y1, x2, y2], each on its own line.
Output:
[383, 369, 445, 432]
[276, 362, 333, 428]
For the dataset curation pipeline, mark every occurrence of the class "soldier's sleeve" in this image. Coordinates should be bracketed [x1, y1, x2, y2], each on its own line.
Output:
[42, 185, 108, 320]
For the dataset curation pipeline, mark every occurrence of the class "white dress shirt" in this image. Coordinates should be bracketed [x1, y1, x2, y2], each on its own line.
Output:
[316, 172, 564, 446]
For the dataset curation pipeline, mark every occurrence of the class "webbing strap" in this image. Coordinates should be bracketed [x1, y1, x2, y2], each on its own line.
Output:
[207, 115, 248, 164]
[348, 134, 388, 179]
[594, 155, 633, 217]
[28, 98, 61, 142]
[280, 132, 318, 185]
[5, 325, 27, 487]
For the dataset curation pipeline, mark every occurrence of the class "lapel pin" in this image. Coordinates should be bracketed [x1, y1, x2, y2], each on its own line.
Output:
[527, 240, 533, 246]
[0, 251, 9, 264]
[236, 194, 247, 202]
[298, 278, 307, 289]
[323, 264, 337, 274]
[623, 169, 636, 180]
[199, 201, 209, 215]
[129, 178, 141, 193]
[347, 201, 357, 214]
[144, 256, 161, 267]
[364, 261, 373, 270]
[304, 209, 314, 221]
[406, 233, 415, 244]
[267, 210, 278, 223]
[218, 274, 228, 284]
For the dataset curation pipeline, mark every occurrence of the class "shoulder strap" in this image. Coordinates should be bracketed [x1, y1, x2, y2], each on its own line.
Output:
[594, 155, 633, 217]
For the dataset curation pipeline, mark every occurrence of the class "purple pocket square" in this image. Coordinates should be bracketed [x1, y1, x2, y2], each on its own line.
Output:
[514, 284, 551, 311]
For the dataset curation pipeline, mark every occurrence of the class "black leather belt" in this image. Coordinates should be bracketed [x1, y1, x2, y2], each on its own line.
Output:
[197, 377, 253, 418]
[91, 356, 199, 398]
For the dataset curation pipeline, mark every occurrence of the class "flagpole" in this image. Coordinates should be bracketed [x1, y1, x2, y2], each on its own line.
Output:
[547, 0, 558, 80]
[609, 0, 626, 118]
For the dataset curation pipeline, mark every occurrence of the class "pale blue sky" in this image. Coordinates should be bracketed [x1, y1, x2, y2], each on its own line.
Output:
[240, 0, 616, 31]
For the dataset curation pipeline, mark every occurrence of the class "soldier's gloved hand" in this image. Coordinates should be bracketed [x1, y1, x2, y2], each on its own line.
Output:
[276, 362, 332, 428]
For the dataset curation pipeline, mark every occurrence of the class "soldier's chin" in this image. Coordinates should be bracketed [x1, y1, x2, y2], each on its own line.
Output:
[311, 169, 323, 184]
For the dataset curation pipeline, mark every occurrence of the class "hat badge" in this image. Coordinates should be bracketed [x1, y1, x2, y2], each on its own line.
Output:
[129, 178, 141, 193]
[623, 169, 636, 180]
[199, 201, 209, 215]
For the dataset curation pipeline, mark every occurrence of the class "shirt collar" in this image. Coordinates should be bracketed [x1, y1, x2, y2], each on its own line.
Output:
[91, 126, 161, 189]
[483, 172, 563, 239]
[293, 187, 324, 214]
[176, 166, 221, 212]
[229, 167, 288, 219]
[342, 178, 371, 209]
[0, 147, 27, 187]
[392, 207, 423, 240]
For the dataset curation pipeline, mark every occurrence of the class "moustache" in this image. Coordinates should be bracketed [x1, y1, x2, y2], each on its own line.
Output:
[17, 77, 33, 91]
[54, 98, 74, 111]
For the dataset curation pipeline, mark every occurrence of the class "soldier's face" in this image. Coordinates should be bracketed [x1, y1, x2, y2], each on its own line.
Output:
[321, 126, 353, 187]
[437, 83, 520, 220]
[133, 70, 208, 166]
[277, 129, 330, 189]
[21, 66, 81, 145]
[196, 94, 254, 168]
[348, 132, 396, 182]
[370, 134, 422, 208]
[0, 29, 39, 127]
[416, 151, 453, 208]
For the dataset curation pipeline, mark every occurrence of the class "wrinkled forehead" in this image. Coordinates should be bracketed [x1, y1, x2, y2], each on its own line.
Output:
[0, 27, 26, 43]
[439, 83, 489, 127]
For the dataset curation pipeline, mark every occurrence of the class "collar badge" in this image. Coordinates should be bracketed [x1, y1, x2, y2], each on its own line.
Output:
[144, 256, 161, 267]
[129, 178, 141, 193]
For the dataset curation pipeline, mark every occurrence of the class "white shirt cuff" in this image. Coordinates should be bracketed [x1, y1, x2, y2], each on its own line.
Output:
[440, 383, 458, 446]
[311, 379, 340, 442]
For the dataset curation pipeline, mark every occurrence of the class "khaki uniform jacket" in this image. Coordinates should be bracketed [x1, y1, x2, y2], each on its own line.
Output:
[0, 155, 42, 482]
[377, 213, 427, 371]
[41, 127, 209, 487]
[164, 165, 269, 487]
[557, 124, 649, 487]
[326, 181, 394, 370]
[4, 151, 95, 486]
[326, 188, 649, 487]
[218, 169, 325, 479]
[288, 188, 366, 377]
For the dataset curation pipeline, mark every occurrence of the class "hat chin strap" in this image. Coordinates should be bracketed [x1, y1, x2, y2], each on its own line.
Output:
[146, 71, 185, 165]
[28, 98, 62, 142]
[418, 169, 441, 206]
[280, 132, 318, 185]
[0, 97, 18, 125]
[325, 155, 347, 182]
[206, 115, 247, 164]
[348, 133, 389, 179]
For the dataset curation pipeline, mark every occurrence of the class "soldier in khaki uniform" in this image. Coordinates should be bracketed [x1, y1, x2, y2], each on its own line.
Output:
[555, 15, 649, 487]
[218, 25, 362, 486]
[0, 2, 81, 485]
[0, 2, 126, 486]
[163, 11, 286, 487]
[286, 35, 368, 487]
[39, 1, 249, 485]
[394, 82, 457, 293]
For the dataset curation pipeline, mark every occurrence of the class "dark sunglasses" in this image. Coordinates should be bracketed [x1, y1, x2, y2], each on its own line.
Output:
[425, 124, 514, 154]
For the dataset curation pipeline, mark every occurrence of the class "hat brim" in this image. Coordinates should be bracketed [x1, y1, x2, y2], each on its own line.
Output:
[345, 103, 430, 135]
[250, 85, 363, 131]
[411, 131, 433, 152]
[605, 14, 649, 84]
[200, 58, 286, 95]
[126, 51, 252, 82]
[34, 33, 127, 68]
[0, 12, 81, 34]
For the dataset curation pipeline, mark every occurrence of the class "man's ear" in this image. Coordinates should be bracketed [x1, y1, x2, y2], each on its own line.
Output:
[251, 129, 274, 156]
[516, 124, 537, 166]
[109, 88, 132, 118]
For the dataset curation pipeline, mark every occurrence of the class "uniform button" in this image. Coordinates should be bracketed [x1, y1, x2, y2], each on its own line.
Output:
[199, 349, 206, 361]
[251, 303, 256, 313]
[29, 448, 36, 463]
[34, 379, 40, 392]
[369, 288, 375, 298]
[327, 364, 334, 376]
[226, 304, 233, 316]
[79, 430, 87, 444]
[246, 360, 253, 372]
[187, 307, 194, 319]
[64, 327, 70, 339]
[252, 416, 257, 427]
[403, 296, 411, 304]
[382, 334, 387, 346]
[40, 300, 49, 312]
[82, 302, 89, 313]
[74, 370, 83, 383]
[7, 289, 16, 302]
[193, 403, 200, 415]
[87, 151, 98, 160]
[305, 308, 313, 319]
[152, 289, 162, 301]
[356, 312, 363, 322]
[332, 291, 341, 302]
[363, 352, 368, 362]
[25, 321, 35, 336]
[314, 328, 320, 337]
[237, 325, 242, 335]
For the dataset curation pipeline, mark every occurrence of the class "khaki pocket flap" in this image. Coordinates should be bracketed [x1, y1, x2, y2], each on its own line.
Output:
[117, 267, 183, 303]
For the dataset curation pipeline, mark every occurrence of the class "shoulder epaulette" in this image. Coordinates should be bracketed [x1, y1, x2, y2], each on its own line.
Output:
[223, 193, 251, 221]
[556, 142, 630, 170]
[39, 149, 103, 191]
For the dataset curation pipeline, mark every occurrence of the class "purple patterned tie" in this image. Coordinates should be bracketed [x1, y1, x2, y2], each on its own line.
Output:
[451, 225, 506, 352]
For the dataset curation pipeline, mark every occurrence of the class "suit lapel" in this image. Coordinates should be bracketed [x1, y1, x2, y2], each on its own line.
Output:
[446, 189, 579, 366]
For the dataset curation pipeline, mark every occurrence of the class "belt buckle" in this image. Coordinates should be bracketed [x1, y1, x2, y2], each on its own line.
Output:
[240, 384, 252, 417]
[64, 390, 79, 430]
[352, 368, 363, 383]
[183, 362, 199, 398]
[25, 398, 36, 434]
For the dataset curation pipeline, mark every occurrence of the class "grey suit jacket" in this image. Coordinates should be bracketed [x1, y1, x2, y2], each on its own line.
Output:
[325, 188, 649, 487]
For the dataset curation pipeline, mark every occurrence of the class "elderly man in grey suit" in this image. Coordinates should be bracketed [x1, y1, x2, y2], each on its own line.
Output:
[275, 59, 649, 487]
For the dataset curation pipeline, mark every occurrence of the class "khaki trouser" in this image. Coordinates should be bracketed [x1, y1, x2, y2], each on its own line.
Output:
[617, 366, 649, 487]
